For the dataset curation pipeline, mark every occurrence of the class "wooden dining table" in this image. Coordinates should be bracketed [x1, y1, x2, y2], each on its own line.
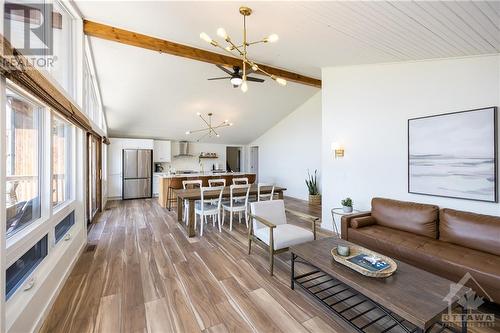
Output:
[174, 185, 286, 237]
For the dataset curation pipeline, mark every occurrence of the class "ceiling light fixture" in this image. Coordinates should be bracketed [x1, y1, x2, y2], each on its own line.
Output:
[200, 6, 287, 93]
[185, 112, 233, 142]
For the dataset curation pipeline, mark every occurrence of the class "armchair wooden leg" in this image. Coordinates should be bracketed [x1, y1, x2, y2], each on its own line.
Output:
[269, 228, 274, 276]
[269, 248, 274, 276]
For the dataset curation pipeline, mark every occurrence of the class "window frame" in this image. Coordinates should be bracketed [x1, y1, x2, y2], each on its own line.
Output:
[4, 85, 46, 240]
[51, 113, 73, 210]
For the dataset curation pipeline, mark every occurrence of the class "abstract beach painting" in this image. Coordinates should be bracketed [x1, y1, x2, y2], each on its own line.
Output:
[408, 107, 497, 202]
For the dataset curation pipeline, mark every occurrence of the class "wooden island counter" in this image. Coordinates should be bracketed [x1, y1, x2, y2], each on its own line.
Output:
[158, 172, 256, 208]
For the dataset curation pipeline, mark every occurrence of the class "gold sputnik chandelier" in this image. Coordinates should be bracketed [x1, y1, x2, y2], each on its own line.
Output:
[185, 112, 233, 141]
[200, 6, 287, 93]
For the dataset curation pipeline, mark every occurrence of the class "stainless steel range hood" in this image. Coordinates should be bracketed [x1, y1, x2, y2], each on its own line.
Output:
[174, 141, 193, 157]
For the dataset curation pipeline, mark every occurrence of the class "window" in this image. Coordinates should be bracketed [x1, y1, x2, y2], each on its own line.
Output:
[49, 1, 74, 95]
[54, 211, 74, 243]
[51, 114, 72, 208]
[6, 235, 48, 300]
[5, 89, 42, 238]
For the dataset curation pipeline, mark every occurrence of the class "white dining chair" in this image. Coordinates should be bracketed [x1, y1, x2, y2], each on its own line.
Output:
[195, 186, 224, 236]
[208, 178, 226, 219]
[258, 183, 275, 201]
[232, 177, 248, 202]
[222, 184, 251, 231]
[182, 180, 202, 224]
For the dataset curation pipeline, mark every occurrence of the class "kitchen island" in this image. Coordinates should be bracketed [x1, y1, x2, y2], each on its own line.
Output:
[158, 172, 256, 208]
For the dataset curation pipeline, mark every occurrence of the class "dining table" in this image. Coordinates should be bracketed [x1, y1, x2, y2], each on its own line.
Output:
[174, 185, 286, 237]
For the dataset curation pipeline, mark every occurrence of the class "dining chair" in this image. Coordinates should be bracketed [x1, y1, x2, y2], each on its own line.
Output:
[222, 184, 251, 231]
[248, 200, 318, 276]
[258, 183, 275, 201]
[182, 180, 202, 224]
[209, 178, 226, 187]
[195, 186, 224, 236]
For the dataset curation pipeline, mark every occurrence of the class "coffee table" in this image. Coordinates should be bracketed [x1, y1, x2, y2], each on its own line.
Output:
[290, 237, 467, 333]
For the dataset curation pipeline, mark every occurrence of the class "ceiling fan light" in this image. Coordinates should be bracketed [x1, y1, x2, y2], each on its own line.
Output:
[276, 77, 287, 86]
[241, 81, 248, 93]
[224, 119, 229, 123]
[230, 77, 243, 86]
[266, 33, 279, 43]
[185, 131, 190, 135]
[217, 27, 228, 40]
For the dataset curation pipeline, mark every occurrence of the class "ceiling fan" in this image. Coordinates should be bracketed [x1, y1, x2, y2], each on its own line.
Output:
[208, 64, 264, 88]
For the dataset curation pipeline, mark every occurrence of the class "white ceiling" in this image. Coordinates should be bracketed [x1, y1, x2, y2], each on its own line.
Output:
[76, 1, 500, 143]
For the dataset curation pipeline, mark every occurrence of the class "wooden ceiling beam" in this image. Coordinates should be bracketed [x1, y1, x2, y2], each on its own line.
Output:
[83, 20, 321, 88]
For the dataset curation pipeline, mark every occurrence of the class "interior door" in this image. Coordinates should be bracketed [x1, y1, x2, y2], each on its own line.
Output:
[250, 146, 259, 182]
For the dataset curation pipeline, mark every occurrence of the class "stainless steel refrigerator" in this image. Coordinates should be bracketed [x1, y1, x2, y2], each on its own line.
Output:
[122, 149, 152, 199]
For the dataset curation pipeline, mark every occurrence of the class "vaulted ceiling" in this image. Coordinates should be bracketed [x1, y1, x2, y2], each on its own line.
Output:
[76, 1, 500, 143]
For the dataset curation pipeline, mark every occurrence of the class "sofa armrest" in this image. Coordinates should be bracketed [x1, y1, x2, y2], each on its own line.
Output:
[351, 216, 376, 229]
[340, 212, 371, 240]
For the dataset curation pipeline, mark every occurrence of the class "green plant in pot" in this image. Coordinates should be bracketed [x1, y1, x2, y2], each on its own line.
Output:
[341, 197, 353, 213]
[306, 169, 321, 205]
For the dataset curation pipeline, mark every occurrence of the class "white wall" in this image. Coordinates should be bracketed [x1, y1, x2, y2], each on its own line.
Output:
[251, 92, 322, 200]
[321, 55, 500, 230]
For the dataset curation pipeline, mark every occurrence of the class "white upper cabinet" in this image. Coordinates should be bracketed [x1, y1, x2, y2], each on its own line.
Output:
[153, 140, 171, 162]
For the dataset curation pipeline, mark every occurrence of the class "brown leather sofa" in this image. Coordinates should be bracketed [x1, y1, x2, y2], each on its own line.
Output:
[341, 197, 500, 304]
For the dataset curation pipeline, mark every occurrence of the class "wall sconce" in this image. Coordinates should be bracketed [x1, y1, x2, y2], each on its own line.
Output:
[332, 142, 344, 159]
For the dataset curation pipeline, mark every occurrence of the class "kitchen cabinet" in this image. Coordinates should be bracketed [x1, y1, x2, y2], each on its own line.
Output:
[107, 138, 154, 198]
[154, 140, 171, 162]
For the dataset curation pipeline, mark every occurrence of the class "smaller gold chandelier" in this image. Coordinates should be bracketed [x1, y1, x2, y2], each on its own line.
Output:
[200, 6, 287, 93]
[185, 112, 233, 142]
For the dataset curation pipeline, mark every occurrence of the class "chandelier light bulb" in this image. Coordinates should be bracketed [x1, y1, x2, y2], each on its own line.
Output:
[251, 64, 258, 71]
[216, 134, 220, 137]
[229, 123, 234, 126]
[185, 131, 190, 135]
[200, 32, 212, 43]
[241, 81, 248, 93]
[266, 34, 279, 43]
[217, 27, 228, 40]
[276, 77, 287, 86]
[224, 119, 229, 123]
[225, 46, 234, 52]
[196, 112, 201, 116]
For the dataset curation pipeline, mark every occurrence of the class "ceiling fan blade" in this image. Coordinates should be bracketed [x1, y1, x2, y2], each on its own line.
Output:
[207, 77, 232, 80]
[246, 76, 265, 83]
[216, 64, 234, 76]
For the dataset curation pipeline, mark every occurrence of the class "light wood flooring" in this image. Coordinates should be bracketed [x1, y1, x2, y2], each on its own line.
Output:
[40, 197, 499, 333]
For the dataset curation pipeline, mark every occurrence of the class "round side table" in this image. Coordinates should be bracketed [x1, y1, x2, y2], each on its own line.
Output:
[331, 207, 361, 238]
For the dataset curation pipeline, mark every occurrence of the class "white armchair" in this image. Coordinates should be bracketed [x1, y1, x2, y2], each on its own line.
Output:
[248, 200, 318, 276]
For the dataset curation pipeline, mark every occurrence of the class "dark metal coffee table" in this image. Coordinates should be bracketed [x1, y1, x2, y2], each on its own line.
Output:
[290, 237, 467, 333]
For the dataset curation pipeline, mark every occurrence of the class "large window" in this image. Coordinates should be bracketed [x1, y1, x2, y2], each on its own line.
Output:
[51, 114, 72, 208]
[5, 89, 42, 238]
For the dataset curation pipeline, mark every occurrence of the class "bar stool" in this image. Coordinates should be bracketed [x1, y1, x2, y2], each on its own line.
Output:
[167, 177, 184, 211]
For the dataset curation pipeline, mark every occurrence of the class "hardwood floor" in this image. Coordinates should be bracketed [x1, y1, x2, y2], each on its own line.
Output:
[40, 197, 499, 333]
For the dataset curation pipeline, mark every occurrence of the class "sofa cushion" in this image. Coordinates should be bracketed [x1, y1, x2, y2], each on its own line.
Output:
[440, 208, 500, 257]
[371, 198, 439, 238]
[348, 225, 500, 303]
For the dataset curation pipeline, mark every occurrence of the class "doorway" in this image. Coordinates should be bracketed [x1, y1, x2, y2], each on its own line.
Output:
[249, 146, 258, 182]
[226, 146, 241, 172]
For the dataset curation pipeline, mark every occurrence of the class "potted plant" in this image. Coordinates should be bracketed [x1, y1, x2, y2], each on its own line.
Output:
[341, 197, 353, 213]
[306, 169, 321, 205]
